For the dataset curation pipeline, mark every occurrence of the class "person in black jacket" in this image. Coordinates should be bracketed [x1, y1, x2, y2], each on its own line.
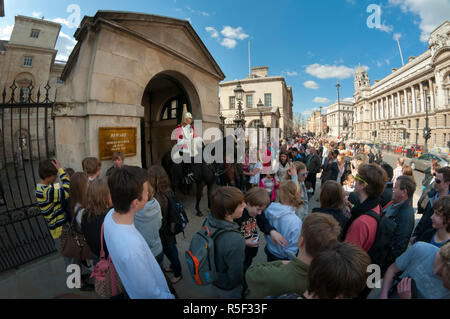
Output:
[379, 163, 394, 208]
[305, 147, 322, 196]
[413, 167, 450, 244]
[312, 180, 349, 241]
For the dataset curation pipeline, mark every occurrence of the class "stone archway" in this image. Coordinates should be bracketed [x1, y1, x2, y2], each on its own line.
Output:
[141, 71, 201, 167]
[54, 11, 225, 172]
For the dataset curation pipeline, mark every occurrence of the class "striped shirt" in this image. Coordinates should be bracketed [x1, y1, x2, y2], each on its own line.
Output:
[35, 168, 70, 239]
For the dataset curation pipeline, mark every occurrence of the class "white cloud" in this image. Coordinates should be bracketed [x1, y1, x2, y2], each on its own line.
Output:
[313, 97, 330, 104]
[379, 23, 394, 33]
[207, 26, 249, 49]
[388, 0, 450, 42]
[186, 5, 210, 17]
[221, 26, 249, 40]
[393, 33, 402, 41]
[282, 70, 298, 77]
[0, 24, 13, 40]
[51, 17, 71, 27]
[32, 12, 42, 18]
[304, 81, 319, 90]
[205, 27, 219, 39]
[55, 31, 77, 62]
[306, 63, 370, 80]
[221, 38, 237, 49]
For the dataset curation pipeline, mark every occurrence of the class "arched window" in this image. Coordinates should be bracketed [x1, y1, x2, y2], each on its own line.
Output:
[159, 95, 188, 123]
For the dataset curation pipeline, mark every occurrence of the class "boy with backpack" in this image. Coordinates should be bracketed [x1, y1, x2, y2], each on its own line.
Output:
[345, 164, 400, 279]
[186, 186, 246, 299]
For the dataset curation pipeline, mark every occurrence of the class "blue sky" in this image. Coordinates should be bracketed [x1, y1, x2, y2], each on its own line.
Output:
[1, 0, 449, 116]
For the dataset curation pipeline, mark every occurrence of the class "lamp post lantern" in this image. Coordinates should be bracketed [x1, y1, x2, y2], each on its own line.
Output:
[233, 81, 246, 129]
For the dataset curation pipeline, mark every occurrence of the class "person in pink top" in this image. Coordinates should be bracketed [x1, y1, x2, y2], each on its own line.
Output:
[344, 164, 387, 252]
[259, 173, 278, 202]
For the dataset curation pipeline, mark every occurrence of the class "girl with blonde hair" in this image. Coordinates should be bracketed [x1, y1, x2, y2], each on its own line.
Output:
[263, 180, 303, 262]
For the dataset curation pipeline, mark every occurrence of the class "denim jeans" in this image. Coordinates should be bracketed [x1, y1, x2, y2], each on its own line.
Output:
[162, 237, 182, 277]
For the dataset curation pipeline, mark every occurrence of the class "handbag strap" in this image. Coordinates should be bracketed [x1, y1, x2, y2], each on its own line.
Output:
[100, 222, 106, 259]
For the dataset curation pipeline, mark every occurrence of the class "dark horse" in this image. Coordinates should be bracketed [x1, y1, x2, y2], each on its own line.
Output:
[161, 136, 243, 217]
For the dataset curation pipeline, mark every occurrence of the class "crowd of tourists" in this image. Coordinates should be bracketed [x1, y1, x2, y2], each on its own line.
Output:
[36, 133, 450, 299]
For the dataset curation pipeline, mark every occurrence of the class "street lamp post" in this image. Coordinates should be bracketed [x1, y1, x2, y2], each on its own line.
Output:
[320, 106, 323, 137]
[257, 99, 264, 146]
[423, 88, 431, 152]
[233, 81, 246, 129]
[336, 82, 341, 138]
[219, 112, 226, 135]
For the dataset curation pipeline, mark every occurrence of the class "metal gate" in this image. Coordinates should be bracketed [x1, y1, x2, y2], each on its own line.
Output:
[0, 80, 57, 273]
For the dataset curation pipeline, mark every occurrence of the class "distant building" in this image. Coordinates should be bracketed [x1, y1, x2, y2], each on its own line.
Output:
[353, 21, 450, 151]
[219, 66, 294, 139]
[325, 101, 354, 139]
[0, 15, 65, 164]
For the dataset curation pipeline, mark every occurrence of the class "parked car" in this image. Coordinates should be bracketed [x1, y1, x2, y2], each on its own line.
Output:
[410, 153, 449, 172]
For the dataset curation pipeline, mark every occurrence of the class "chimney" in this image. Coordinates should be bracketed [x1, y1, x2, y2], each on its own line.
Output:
[408, 56, 416, 62]
[251, 66, 269, 78]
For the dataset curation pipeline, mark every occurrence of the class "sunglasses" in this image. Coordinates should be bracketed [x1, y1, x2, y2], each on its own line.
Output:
[435, 179, 442, 184]
[355, 175, 369, 186]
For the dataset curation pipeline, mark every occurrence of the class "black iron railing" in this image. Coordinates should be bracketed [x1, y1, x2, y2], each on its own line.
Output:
[0, 80, 57, 273]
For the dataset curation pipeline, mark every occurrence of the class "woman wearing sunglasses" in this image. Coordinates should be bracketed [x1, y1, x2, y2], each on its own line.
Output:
[413, 167, 450, 244]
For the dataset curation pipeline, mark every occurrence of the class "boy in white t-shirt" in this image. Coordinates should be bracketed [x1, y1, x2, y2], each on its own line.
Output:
[104, 166, 174, 299]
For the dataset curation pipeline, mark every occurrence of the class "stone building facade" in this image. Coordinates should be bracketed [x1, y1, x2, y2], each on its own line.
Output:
[325, 101, 354, 139]
[219, 66, 293, 139]
[0, 15, 65, 164]
[353, 21, 450, 151]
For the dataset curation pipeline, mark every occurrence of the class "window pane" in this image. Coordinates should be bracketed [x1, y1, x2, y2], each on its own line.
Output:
[264, 94, 272, 107]
[246, 95, 253, 108]
[229, 96, 235, 109]
[30, 29, 40, 38]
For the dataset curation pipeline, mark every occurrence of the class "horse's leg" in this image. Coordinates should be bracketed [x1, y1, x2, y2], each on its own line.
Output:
[195, 181, 204, 217]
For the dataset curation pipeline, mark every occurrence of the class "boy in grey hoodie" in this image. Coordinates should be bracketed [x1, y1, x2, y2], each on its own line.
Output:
[134, 184, 164, 264]
[204, 186, 246, 299]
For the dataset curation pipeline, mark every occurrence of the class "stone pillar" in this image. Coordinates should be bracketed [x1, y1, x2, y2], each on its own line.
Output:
[397, 92, 401, 116]
[419, 82, 425, 113]
[377, 100, 380, 120]
[386, 96, 391, 119]
[411, 85, 417, 114]
[404, 89, 408, 116]
[435, 70, 445, 110]
[429, 79, 435, 111]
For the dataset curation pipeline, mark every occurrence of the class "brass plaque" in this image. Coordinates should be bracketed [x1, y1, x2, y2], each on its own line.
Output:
[99, 127, 137, 160]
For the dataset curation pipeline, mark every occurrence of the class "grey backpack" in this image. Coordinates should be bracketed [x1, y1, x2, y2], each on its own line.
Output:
[185, 223, 233, 286]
